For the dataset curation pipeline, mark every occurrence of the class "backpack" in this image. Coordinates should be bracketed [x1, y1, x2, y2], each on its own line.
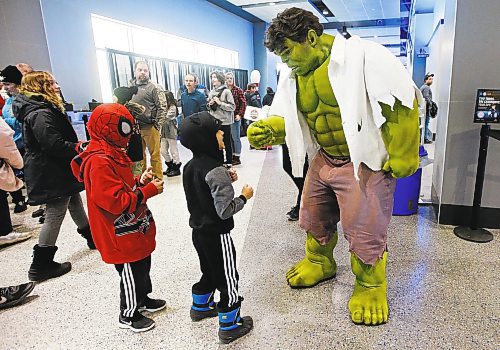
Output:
[429, 101, 438, 118]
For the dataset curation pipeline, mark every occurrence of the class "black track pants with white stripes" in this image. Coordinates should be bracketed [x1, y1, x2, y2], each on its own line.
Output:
[192, 229, 239, 311]
[114, 255, 152, 318]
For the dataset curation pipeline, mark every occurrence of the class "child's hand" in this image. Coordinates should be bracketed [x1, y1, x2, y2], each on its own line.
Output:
[140, 167, 154, 185]
[241, 184, 253, 200]
[152, 178, 164, 194]
[228, 168, 238, 183]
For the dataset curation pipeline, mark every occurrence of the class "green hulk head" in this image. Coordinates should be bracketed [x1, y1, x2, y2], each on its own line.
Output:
[265, 7, 330, 76]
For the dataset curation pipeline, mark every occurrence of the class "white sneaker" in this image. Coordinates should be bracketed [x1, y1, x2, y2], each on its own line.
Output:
[0, 231, 33, 246]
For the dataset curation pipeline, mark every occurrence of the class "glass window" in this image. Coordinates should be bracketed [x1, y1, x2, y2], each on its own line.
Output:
[168, 37, 196, 61]
[95, 50, 113, 103]
[197, 44, 216, 65]
[91, 14, 240, 101]
[91, 16, 130, 51]
[131, 28, 165, 57]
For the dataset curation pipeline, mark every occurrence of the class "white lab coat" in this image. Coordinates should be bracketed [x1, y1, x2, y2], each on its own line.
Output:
[269, 34, 424, 178]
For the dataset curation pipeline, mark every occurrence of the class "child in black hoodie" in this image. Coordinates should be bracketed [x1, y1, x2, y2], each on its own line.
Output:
[179, 112, 254, 344]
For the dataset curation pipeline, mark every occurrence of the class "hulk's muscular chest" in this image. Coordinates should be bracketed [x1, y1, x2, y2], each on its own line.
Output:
[296, 58, 349, 156]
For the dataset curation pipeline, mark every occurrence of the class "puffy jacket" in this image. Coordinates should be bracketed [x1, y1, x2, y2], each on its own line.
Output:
[11, 93, 84, 205]
[71, 103, 158, 264]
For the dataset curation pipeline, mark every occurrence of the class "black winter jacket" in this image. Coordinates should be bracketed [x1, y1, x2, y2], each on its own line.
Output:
[179, 112, 246, 234]
[12, 94, 84, 205]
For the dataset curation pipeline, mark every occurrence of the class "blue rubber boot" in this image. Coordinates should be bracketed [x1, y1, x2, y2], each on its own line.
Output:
[190, 291, 217, 321]
[218, 304, 253, 344]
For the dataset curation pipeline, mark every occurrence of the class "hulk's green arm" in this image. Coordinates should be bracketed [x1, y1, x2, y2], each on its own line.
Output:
[380, 98, 420, 178]
[247, 116, 286, 148]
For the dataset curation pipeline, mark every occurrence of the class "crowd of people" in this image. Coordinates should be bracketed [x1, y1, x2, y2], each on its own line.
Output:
[1, 6, 430, 344]
[0, 61, 270, 343]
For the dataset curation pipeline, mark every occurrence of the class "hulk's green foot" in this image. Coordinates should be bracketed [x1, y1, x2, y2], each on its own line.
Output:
[286, 232, 337, 288]
[348, 252, 388, 325]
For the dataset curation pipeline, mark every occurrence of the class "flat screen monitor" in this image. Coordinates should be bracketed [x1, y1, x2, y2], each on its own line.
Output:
[88, 102, 102, 111]
[474, 89, 500, 123]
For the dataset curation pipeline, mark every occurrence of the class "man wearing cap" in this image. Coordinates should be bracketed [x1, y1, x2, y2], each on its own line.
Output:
[0, 65, 28, 213]
[420, 73, 434, 143]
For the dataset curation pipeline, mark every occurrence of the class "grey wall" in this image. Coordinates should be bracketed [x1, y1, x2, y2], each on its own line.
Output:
[252, 22, 278, 97]
[0, 0, 51, 71]
[434, 0, 500, 214]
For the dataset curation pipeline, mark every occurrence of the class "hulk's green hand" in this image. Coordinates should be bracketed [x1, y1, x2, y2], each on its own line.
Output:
[247, 116, 286, 148]
[380, 99, 420, 178]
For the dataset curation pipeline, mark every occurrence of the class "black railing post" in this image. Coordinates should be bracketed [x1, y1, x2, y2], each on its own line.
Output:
[453, 124, 494, 242]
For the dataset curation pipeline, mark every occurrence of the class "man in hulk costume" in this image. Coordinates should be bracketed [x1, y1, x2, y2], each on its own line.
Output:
[247, 8, 423, 326]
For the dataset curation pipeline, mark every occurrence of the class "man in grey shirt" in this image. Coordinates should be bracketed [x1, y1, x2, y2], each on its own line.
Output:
[130, 61, 168, 178]
[420, 73, 434, 143]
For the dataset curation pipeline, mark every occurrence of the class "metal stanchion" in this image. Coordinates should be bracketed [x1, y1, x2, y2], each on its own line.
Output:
[453, 125, 498, 242]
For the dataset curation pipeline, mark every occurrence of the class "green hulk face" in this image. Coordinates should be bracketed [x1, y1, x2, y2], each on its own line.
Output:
[276, 30, 327, 76]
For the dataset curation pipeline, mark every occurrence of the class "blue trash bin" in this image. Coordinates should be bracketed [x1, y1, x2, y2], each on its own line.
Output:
[392, 145, 426, 215]
[392, 168, 422, 215]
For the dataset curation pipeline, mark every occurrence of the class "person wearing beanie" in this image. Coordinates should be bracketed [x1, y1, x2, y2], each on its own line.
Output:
[0, 65, 27, 214]
[0, 65, 23, 86]
[113, 86, 145, 176]
[71, 103, 166, 333]
[113, 86, 138, 105]
[179, 111, 254, 344]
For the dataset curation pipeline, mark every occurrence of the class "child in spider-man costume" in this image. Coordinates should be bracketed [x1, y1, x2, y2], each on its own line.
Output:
[71, 103, 165, 333]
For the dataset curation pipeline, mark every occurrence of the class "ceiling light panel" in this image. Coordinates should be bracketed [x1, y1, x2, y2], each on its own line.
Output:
[322, 0, 397, 22]
[227, 0, 289, 5]
[380, 0, 399, 18]
[243, 1, 328, 24]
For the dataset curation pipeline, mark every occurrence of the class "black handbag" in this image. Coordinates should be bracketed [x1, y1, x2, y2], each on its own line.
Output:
[208, 87, 226, 111]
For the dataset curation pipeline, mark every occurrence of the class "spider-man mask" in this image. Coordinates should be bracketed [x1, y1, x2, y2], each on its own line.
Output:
[87, 103, 135, 148]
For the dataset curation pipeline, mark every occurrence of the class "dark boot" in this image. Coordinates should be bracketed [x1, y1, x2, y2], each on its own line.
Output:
[77, 226, 96, 250]
[218, 301, 253, 344]
[163, 161, 174, 176]
[232, 155, 241, 166]
[166, 162, 181, 177]
[28, 245, 72, 282]
[190, 291, 217, 321]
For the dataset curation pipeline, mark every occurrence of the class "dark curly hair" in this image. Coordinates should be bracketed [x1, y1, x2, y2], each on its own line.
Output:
[264, 7, 323, 53]
[210, 70, 226, 85]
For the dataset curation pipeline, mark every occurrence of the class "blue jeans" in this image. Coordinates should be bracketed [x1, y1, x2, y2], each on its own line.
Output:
[424, 115, 432, 141]
[231, 120, 242, 155]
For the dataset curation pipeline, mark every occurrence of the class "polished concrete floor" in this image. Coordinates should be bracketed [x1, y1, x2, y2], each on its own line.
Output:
[1, 139, 498, 350]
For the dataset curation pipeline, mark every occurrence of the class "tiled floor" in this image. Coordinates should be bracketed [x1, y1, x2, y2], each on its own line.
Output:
[420, 142, 434, 203]
[1, 139, 498, 350]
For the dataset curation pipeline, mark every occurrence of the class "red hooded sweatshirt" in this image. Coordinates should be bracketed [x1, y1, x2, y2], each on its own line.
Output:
[71, 103, 158, 264]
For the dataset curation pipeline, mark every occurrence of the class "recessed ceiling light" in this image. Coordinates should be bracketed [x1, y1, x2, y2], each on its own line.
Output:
[269, 2, 276, 5]
[322, 9, 329, 15]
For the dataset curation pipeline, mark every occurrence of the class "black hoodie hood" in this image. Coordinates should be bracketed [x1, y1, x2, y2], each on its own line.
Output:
[179, 111, 223, 163]
[11, 93, 52, 123]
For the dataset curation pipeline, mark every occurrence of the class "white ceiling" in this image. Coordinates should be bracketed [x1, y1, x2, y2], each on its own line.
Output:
[322, 0, 400, 22]
[225, 0, 404, 53]
[226, 0, 401, 23]
[238, 1, 328, 23]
